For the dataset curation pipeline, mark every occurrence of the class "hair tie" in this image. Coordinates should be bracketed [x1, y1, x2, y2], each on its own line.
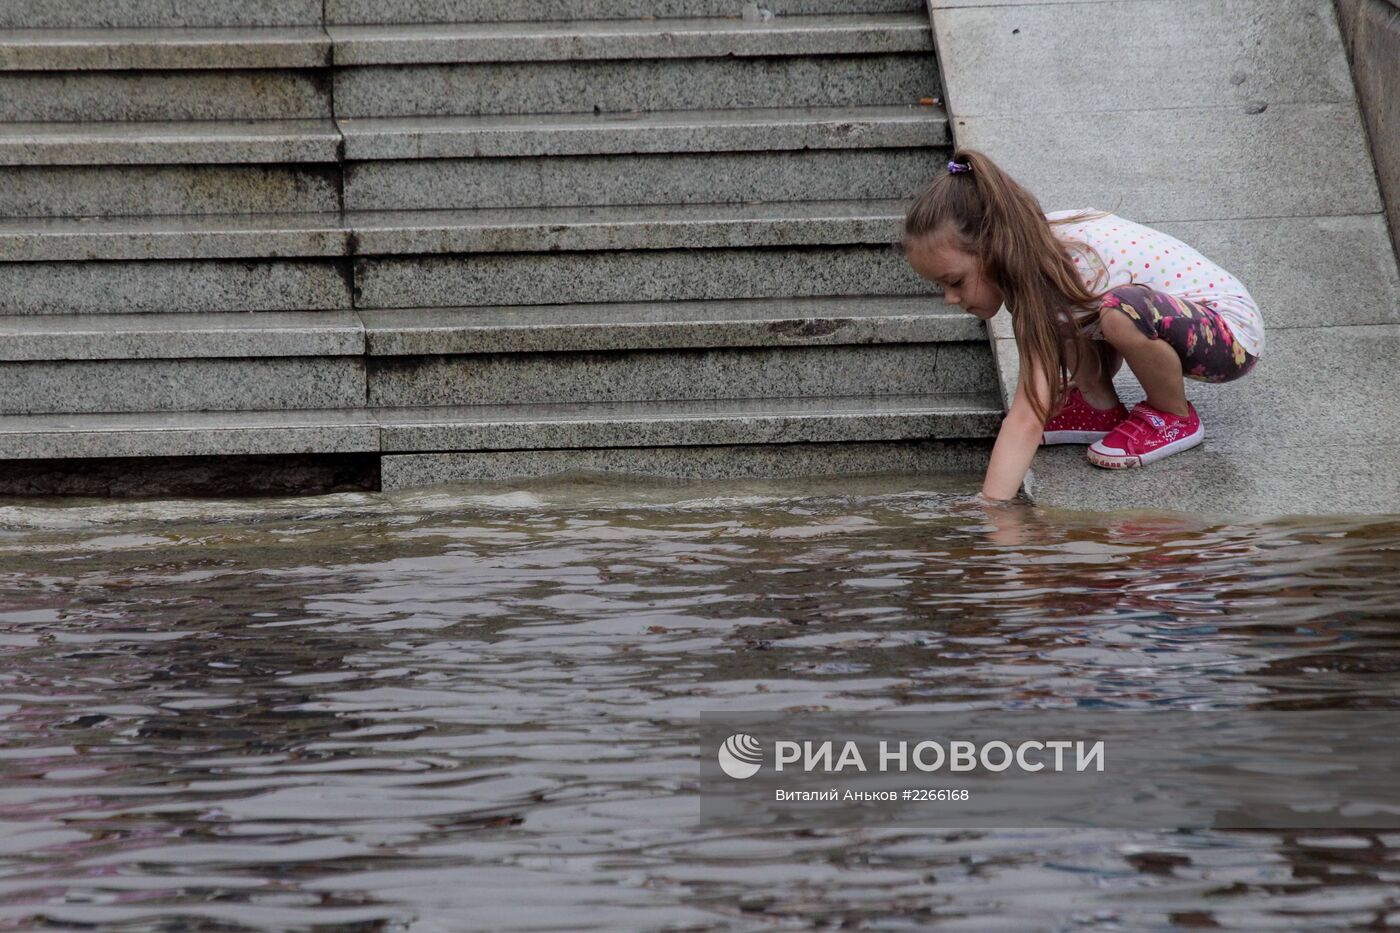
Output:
[947, 160, 972, 174]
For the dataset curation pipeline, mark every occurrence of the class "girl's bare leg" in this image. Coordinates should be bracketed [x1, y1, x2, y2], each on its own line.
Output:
[1099, 308, 1190, 417]
[1063, 337, 1123, 411]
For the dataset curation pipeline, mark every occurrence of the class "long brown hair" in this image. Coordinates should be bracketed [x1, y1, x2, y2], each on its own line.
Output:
[902, 149, 1104, 423]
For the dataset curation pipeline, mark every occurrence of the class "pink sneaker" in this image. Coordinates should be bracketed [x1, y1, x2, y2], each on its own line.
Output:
[1087, 401, 1204, 468]
[1042, 387, 1130, 445]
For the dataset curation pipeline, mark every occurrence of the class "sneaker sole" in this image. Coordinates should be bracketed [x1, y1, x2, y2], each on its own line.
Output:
[1043, 429, 1111, 445]
[1087, 424, 1205, 469]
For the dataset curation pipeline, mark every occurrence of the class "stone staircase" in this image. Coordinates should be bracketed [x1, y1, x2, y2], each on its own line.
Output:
[0, 0, 1001, 495]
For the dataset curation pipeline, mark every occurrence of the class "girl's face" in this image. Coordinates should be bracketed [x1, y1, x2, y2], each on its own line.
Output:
[905, 232, 1004, 320]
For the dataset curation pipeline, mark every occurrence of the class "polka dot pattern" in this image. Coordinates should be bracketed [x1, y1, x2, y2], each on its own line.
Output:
[1047, 210, 1265, 357]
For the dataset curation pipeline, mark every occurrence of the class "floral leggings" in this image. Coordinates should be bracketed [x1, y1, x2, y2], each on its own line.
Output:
[1099, 284, 1258, 383]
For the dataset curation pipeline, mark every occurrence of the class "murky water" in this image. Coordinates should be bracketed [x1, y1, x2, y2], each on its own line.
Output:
[2, 474, 1399, 931]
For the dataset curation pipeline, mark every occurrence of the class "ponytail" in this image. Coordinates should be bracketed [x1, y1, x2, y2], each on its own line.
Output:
[903, 149, 1103, 423]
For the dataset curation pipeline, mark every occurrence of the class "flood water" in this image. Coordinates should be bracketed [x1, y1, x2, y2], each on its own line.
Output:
[2, 474, 1399, 931]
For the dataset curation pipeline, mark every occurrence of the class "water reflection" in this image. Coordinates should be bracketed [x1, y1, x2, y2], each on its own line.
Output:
[1, 475, 1398, 930]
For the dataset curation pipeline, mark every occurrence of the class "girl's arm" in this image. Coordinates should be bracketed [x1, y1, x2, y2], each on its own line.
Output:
[981, 360, 1051, 500]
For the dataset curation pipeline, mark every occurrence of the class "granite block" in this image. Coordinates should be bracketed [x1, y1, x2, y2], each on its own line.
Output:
[0, 408, 378, 460]
[0, 212, 349, 262]
[376, 393, 1001, 451]
[929, 0, 1143, 5]
[0, 164, 341, 218]
[0, 119, 342, 166]
[0, 69, 332, 122]
[0, 357, 366, 414]
[955, 104, 1381, 222]
[0, 259, 351, 315]
[334, 54, 939, 117]
[355, 245, 929, 308]
[934, 0, 1352, 116]
[327, 0, 921, 24]
[0, 1, 323, 28]
[344, 148, 942, 211]
[338, 105, 948, 160]
[0, 453, 378, 497]
[348, 200, 905, 256]
[1025, 442, 1400, 517]
[360, 296, 975, 355]
[1153, 215, 1400, 329]
[327, 15, 931, 66]
[0, 27, 331, 71]
[0, 311, 364, 361]
[365, 342, 992, 406]
[380, 439, 992, 488]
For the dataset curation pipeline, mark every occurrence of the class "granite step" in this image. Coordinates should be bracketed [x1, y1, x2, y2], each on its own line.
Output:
[360, 296, 977, 354]
[358, 243, 928, 309]
[0, 119, 343, 219]
[338, 105, 947, 160]
[0, 311, 366, 414]
[1, 163, 342, 218]
[0, 0, 919, 29]
[376, 393, 999, 452]
[336, 49, 936, 118]
[0, 311, 363, 360]
[349, 200, 909, 256]
[0, 201, 905, 262]
[326, 14, 931, 65]
[0, 1, 324, 29]
[0, 259, 352, 316]
[0, 393, 997, 463]
[0, 119, 342, 166]
[0, 118, 345, 217]
[0, 26, 332, 71]
[366, 339, 992, 407]
[0, 69, 333, 122]
[326, 0, 922, 26]
[343, 147, 943, 211]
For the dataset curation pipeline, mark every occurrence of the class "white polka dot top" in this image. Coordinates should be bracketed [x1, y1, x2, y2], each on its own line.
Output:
[1047, 210, 1265, 358]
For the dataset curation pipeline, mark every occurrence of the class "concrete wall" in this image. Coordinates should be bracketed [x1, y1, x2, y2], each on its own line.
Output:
[1336, 0, 1400, 256]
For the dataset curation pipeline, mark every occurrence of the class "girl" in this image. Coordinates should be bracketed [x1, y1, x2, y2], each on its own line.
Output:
[902, 149, 1263, 501]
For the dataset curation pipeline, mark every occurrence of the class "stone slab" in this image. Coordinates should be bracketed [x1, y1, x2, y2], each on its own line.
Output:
[1026, 443, 1400, 517]
[376, 393, 1001, 451]
[360, 296, 974, 354]
[348, 200, 905, 256]
[328, 0, 921, 24]
[0, 1, 324, 29]
[0, 27, 331, 71]
[1025, 325, 1400, 513]
[955, 104, 1381, 222]
[0, 357, 365, 414]
[0, 70, 332, 122]
[0, 408, 379, 460]
[0, 259, 351, 315]
[343, 148, 940, 211]
[327, 15, 931, 65]
[934, 0, 1352, 116]
[355, 245, 931, 308]
[0, 119, 341, 166]
[338, 105, 947, 160]
[0, 212, 349, 262]
[380, 438, 991, 487]
[365, 342, 992, 406]
[1153, 215, 1400, 329]
[0, 163, 341, 218]
[928, 0, 1150, 6]
[0, 311, 364, 360]
[334, 53, 938, 117]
